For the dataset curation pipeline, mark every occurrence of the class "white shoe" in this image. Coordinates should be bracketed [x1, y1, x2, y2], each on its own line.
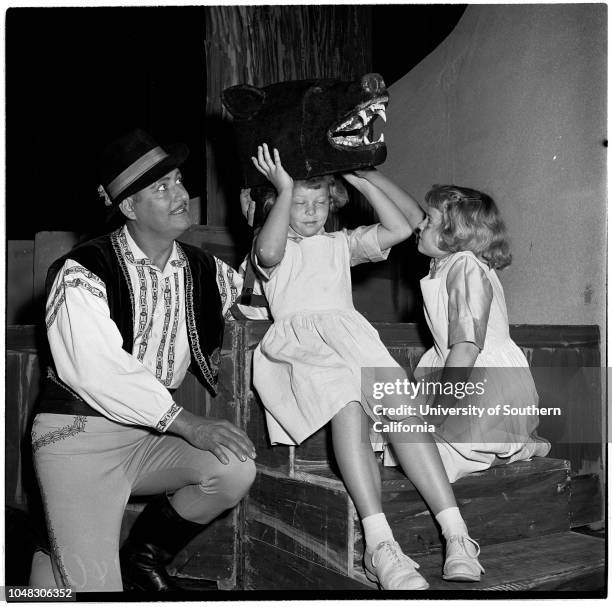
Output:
[442, 535, 485, 582]
[364, 540, 429, 590]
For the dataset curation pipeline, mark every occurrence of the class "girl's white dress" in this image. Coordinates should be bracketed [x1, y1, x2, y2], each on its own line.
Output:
[384, 250, 550, 481]
[253, 224, 400, 445]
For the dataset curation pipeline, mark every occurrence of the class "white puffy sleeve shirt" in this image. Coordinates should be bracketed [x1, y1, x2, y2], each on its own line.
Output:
[45, 227, 250, 431]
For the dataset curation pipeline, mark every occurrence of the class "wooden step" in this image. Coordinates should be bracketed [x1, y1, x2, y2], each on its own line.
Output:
[356, 457, 572, 557]
[245, 530, 604, 592]
[361, 531, 606, 592]
[245, 457, 574, 585]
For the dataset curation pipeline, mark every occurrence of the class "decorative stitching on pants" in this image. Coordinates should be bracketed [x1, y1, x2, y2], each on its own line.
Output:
[32, 416, 88, 453]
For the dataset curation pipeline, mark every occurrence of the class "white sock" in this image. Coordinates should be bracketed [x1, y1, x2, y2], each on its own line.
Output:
[435, 506, 469, 540]
[362, 513, 394, 550]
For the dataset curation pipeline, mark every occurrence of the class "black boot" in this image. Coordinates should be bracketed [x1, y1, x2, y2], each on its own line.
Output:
[120, 494, 213, 592]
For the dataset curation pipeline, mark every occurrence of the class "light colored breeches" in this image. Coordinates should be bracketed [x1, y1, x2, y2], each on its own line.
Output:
[30, 413, 256, 592]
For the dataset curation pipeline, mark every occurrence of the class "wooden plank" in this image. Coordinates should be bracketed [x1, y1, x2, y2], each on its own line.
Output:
[294, 425, 332, 467]
[352, 458, 571, 562]
[569, 474, 603, 527]
[244, 536, 371, 590]
[247, 518, 337, 571]
[398, 531, 605, 592]
[510, 325, 600, 349]
[5, 350, 42, 509]
[237, 322, 293, 471]
[33, 231, 79, 303]
[240, 321, 600, 354]
[178, 225, 243, 268]
[169, 508, 237, 585]
[247, 472, 351, 572]
[6, 325, 38, 351]
[246, 393, 292, 472]
[245, 530, 603, 591]
[173, 371, 209, 418]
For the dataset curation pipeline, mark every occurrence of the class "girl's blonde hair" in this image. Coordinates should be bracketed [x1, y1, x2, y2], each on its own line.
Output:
[251, 174, 349, 224]
[425, 185, 512, 270]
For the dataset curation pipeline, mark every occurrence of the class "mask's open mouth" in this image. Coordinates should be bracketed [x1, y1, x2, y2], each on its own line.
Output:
[328, 95, 388, 150]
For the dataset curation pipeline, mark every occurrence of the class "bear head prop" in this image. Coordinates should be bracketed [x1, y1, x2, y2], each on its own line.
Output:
[222, 73, 389, 188]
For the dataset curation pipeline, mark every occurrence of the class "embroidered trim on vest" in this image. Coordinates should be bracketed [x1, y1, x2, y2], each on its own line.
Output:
[215, 257, 228, 316]
[112, 228, 136, 317]
[32, 415, 88, 453]
[155, 402, 183, 432]
[178, 242, 217, 394]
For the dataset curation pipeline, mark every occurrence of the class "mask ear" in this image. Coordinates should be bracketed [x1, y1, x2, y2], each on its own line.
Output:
[119, 197, 136, 220]
[222, 85, 266, 120]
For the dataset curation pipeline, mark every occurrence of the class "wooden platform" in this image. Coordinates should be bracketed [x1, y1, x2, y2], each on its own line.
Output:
[243, 458, 604, 591]
[245, 530, 604, 592]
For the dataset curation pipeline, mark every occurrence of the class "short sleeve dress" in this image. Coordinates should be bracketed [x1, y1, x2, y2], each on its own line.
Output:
[384, 250, 550, 481]
[253, 225, 403, 445]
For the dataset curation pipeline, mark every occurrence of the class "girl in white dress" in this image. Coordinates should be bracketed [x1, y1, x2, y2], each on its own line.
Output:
[249, 144, 484, 590]
[408, 185, 551, 481]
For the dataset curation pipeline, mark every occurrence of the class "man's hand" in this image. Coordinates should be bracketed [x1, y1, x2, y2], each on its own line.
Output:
[169, 409, 257, 464]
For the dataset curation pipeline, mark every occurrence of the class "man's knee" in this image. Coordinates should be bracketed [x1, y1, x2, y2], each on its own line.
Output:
[210, 455, 256, 507]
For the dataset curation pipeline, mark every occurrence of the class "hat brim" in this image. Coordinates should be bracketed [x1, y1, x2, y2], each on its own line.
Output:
[112, 143, 190, 203]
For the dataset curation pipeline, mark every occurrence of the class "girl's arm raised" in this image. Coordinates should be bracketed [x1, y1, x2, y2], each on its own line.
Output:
[342, 171, 413, 250]
[252, 144, 294, 268]
[353, 168, 424, 230]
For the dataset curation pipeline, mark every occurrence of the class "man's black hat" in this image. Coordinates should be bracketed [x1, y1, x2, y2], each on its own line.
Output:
[98, 128, 189, 204]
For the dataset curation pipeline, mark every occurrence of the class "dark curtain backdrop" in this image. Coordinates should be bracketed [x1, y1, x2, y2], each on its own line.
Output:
[6, 5, 465, 240]
[6, 7, 207, 239]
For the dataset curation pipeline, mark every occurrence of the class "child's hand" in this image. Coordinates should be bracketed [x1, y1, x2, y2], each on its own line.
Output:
[342, 171, 375, 190]
[353, 167, 378, 179]
[251, 143, 294, 193]
[341, 172, 363, 187]
[240, 188, 256, 227]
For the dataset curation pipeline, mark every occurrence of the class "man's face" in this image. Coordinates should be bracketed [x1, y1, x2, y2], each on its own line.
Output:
[127, 168, 192, 239]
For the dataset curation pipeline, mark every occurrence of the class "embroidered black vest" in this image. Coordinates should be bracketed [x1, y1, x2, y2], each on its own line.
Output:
[39, 229, 224, 415]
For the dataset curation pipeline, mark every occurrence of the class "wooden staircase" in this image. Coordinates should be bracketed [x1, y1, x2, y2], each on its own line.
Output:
[237, 321, 605, 593]
[244, 418, 604, 591]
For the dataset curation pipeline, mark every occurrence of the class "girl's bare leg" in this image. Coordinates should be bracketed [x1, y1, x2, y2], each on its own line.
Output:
[386, 421, 457, 515]
[331, 402, 430, 590]
[331, 401, 382, 518]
